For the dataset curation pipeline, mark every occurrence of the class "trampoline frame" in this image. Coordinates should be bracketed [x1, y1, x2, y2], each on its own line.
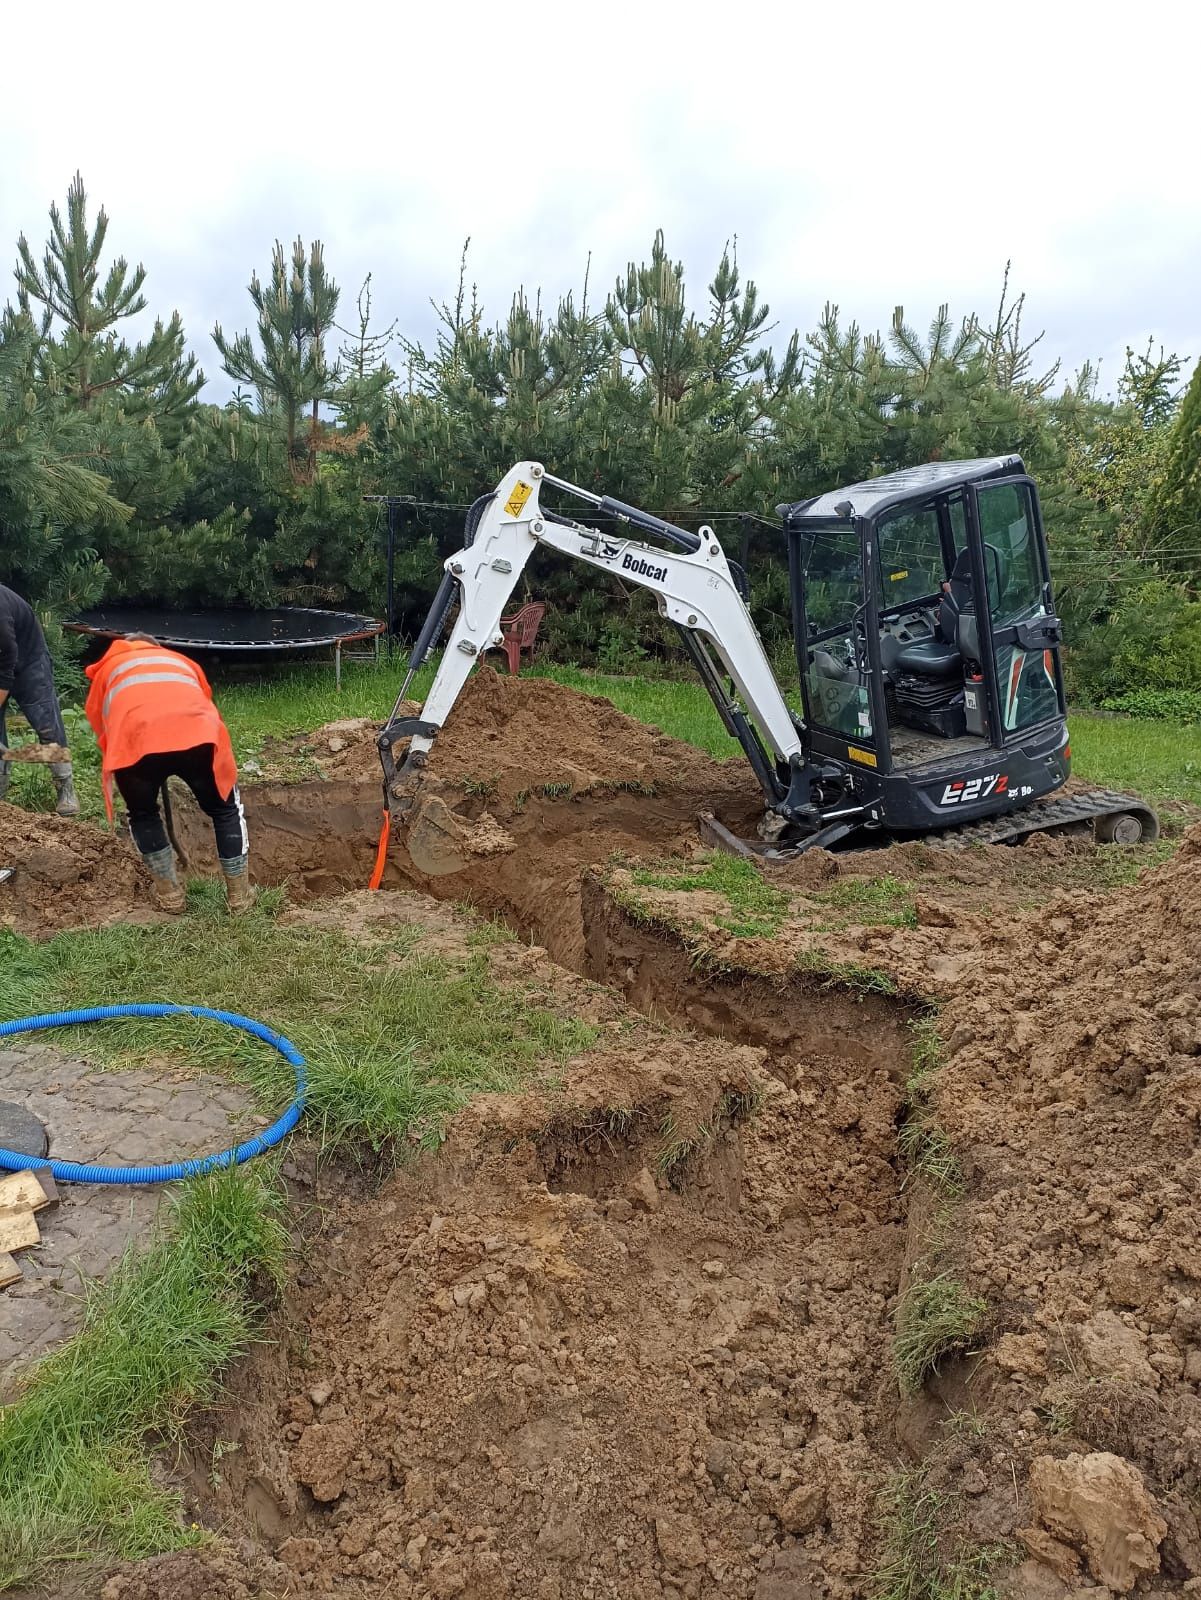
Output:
[65, 607, 386, 689]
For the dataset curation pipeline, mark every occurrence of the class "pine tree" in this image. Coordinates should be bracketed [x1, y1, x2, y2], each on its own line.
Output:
[14, 172, 202, 423]
[1151, 352, 1201, 566]
[213, 239, 341, 482]
[0, 308, 129, 605]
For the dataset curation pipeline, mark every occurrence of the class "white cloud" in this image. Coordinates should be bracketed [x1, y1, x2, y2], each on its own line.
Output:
[3, 0, 1197, 398]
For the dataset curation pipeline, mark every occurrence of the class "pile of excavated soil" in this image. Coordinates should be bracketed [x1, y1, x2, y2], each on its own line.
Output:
[422, 668, 735, 803]
[0, 802, 149, 936]
[174, 671, 758, 968]
[909, 825, 1201, 1595]
[100, 890, 910, 1600]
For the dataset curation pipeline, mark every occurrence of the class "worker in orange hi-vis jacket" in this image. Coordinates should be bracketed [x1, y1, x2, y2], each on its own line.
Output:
[84, 634, 252, 915]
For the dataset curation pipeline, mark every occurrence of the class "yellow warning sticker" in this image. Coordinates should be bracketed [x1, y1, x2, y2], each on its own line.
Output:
[504, 480, 534, 518]
[889, 569, 909, 582]
[847, 745, 878, 768]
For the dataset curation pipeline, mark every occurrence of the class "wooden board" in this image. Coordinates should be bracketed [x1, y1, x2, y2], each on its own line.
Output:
[0, 1169, 58, 1213]
[0, 1252, 21, 1289]
[0, 1208, 39, 1254]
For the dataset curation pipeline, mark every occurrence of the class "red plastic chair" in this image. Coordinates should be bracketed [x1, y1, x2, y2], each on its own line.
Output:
[499, 602, 545, 675]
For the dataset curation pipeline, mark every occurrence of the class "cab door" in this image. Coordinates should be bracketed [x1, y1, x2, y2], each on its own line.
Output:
[970, 478, 1064, 734]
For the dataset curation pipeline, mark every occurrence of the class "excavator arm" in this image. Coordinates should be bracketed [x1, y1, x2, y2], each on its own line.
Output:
[379, 462, 824, 826]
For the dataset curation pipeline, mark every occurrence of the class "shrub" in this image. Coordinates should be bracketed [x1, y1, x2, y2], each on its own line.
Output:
[1100, 687, 1201, 721]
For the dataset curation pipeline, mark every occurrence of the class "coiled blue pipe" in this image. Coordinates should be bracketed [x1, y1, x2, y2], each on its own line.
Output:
[0, 1004, 306, 1185]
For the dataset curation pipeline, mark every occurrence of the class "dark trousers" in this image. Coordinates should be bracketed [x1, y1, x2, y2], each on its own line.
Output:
[114, 744, 246, 863]
[0, 653, 68, 748]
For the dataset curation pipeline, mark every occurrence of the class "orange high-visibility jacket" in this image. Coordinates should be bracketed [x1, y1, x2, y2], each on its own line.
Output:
[84, 639, 238, 822]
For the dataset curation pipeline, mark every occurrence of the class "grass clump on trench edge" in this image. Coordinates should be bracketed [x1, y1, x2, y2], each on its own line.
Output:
[870, 1469, 1012, 1600]
[814, 873, 919, 929]
[0, 881, 597, 1157]
[893, 1015, 984, 1395]
[0, 1165, 289, 1589]
[628, 850, 791, 939]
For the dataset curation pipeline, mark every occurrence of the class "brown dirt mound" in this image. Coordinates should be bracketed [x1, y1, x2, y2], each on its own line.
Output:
[424, 667, 732, 803]
[396, 668, 757, 885]
[910, 824, 1201, 1590]
[0, 802, 149, 937]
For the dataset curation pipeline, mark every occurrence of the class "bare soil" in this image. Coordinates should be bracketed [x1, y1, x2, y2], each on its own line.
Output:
[15, 670, 1198, 1596]
[0, 801, 150, 936]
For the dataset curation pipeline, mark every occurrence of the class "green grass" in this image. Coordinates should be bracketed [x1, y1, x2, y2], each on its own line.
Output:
[794, 947, 899, 994]
[0, 886, 596, 1156]
[871, 1470, 1012, 1600]
[898, 1119, 962, 1194]
[628, 851, 791, 938]
[893, 1271, 987, 1395]
[1067, 711, 1201, 808]
[899, 1017, 961, 1192]
[0, 1166, 289, 1589]
[816, 875, 919, 928]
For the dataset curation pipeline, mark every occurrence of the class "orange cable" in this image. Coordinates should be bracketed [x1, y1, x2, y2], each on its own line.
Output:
[368, 809, 391, 892]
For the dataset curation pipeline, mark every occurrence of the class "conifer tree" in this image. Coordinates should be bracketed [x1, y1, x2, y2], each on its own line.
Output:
[14, 172, 202, 423]
[1151, 352, 1201, 567]
[213, 239, 341, 481]
[0, 308, 129, 604]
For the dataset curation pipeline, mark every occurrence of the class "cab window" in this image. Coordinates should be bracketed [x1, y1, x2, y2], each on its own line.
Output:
[876, 505, 945, 610]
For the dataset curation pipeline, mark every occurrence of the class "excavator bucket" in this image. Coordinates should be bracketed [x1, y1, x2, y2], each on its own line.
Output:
[403, 793, 473, 878]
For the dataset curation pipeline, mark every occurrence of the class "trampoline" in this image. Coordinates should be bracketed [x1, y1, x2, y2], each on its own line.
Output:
[66, 606, 385, 687]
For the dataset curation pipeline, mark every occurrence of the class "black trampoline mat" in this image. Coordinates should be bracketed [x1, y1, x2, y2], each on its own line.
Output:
[66, 606, 384, 651]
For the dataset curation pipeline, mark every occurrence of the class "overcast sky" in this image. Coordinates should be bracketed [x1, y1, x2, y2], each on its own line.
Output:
[3, 0, 1197, 404]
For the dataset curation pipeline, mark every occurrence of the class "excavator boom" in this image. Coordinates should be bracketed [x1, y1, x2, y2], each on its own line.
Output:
[379, 462, 820, 827]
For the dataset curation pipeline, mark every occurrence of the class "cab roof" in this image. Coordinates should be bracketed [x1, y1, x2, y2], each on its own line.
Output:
[778, 456, 1026, 524]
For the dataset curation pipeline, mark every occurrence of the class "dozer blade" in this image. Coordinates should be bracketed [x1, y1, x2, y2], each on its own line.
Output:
[698, 811, 860, 862]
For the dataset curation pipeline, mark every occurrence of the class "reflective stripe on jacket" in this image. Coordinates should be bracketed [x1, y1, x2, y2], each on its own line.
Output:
[84, 640, 238, 822]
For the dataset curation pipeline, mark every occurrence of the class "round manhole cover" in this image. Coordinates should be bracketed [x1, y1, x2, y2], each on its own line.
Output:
[0, 1101, 49, 1158]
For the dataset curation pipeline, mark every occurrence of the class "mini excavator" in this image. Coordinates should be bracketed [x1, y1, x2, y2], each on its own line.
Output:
[378, 459, 1157, 861]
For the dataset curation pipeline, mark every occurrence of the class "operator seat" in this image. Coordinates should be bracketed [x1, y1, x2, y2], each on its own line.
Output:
[893, 550, 974, 677]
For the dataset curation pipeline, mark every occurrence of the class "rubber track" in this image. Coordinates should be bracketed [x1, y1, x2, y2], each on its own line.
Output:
[924, 788, 1158, 849]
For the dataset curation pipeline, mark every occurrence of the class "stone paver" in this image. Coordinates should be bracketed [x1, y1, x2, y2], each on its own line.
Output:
[0, 1045, 259, 1387]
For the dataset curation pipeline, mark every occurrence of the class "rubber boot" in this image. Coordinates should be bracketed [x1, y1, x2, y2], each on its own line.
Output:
[142, 845, 186, 914]
[221, 853, 255, 916]
[50, 761, 80, 818]
[0, 761, 8, 806]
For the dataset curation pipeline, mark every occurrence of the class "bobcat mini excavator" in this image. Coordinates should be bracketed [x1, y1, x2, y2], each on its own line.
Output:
[377, 458, 1157, 862]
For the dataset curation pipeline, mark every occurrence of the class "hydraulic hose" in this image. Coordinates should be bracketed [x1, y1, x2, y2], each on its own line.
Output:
[0, 1003, 306, 1185]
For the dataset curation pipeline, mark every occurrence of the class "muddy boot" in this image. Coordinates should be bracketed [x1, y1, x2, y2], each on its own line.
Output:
[221, 854, 255, 916]
[50, 762, 80, 818]
[141, 845, 186, 914]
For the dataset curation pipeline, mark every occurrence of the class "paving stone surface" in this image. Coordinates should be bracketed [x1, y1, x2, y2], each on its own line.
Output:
[0, 1044, 258, 1387]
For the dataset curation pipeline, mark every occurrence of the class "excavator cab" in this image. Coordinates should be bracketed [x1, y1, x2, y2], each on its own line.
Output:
[779, 457, 1082, 834]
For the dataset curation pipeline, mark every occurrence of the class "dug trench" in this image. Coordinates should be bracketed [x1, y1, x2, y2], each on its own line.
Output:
[124, 889, 919, 1600]
[88, 684, 938, 1600]
[37, 673, 1201, 1596]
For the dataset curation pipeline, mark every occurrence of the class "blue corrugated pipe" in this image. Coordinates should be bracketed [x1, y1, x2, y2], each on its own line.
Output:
[0, 1004, 306, 1184]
